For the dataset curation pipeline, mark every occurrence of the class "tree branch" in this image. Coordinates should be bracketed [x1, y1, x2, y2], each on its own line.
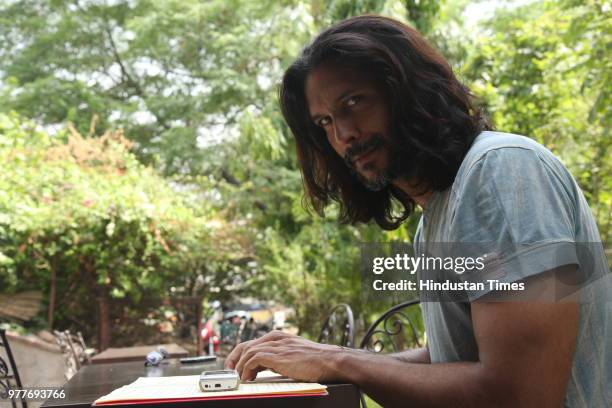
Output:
[104, 25, 144, 97]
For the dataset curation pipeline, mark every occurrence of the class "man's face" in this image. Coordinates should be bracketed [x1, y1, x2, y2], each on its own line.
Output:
[305, 64, 395, 191]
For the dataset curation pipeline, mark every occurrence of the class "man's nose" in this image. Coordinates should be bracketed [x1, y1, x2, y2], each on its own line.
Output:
[331, 116, 359, 145]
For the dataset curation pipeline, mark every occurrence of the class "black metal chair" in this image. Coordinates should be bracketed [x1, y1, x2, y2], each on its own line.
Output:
[359, 299, 422, 352]
[358, 299, 422, 408]
[54, 330, 95, 380]
[0, 329, 27, 408]
[318, 304, 355, 348]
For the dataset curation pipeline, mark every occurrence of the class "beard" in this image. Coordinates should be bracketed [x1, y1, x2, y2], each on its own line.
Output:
[343, 134, 407, 191]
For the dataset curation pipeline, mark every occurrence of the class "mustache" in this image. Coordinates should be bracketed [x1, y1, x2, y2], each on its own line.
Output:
[343, 135, 385, 167]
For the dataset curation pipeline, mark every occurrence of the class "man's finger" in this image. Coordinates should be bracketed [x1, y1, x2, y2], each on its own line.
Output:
[225, 341, 249, 369]
[241, 351, 277, 381]
[226, 331, 289, 369]
[235, 341, 284, 376]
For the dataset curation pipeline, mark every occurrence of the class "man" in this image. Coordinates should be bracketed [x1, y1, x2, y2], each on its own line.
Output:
[226, 15, 610, 407]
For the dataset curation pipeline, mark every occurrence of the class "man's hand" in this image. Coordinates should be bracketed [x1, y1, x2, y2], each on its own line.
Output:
[225, 330, 351, 382]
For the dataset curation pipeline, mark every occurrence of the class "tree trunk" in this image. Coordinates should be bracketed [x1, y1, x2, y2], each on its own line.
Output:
[47, 256, 57, 329]
[97, 288, 111, 351]
[196, 301, 202, 356]
[82, 257, 111, 351]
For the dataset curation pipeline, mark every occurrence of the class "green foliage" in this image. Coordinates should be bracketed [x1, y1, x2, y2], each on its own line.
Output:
[462, 0, 611, 241]
[0, 112, 249, 344]
[0, 0, 608, 343]
[0, 0, 314, 175]
[403, 0, 444, 35]
[311, 0, 387, 26]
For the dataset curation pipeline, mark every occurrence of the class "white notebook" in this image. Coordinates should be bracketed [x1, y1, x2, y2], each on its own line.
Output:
[93, 370, 327, 405]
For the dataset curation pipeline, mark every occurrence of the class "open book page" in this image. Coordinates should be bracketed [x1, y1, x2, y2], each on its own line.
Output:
[94, 372, 327, 405]
[249, 369, 289, 382]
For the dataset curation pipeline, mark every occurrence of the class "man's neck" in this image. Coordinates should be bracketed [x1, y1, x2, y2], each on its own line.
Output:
[392, 179, 433, 209]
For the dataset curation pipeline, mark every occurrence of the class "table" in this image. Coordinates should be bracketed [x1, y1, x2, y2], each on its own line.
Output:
[42, 359, 361, 408]
[90, 344, 189, 364]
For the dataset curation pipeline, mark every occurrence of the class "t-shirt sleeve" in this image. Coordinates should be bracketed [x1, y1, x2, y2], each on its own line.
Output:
[448, 147, 580, 300]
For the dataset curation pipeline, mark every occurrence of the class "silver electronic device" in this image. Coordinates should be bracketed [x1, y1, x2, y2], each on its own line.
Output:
[199, 369, 240, 392]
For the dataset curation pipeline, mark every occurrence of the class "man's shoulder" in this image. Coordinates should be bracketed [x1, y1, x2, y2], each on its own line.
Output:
[457, 131, 562, 182]
[464, 130, 547, 164]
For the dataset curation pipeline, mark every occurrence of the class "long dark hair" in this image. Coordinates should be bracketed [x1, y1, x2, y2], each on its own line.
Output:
[280, 15, 489, 230]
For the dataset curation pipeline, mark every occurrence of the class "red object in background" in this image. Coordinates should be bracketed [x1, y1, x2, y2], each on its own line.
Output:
[200, 320, 220, 354]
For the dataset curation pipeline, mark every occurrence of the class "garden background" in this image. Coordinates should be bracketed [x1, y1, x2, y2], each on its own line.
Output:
[0, 0, 609, 353]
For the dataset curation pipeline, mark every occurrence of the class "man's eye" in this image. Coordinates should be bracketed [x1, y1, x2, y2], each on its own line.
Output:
[317, 117, 331, 127]
[346, 96, 361, 107]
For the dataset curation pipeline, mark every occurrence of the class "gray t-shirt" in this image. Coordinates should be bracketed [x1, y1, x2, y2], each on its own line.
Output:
[414, 131, 611, 407]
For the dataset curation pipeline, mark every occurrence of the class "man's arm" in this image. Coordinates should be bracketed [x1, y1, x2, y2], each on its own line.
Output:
[228, 300, 578, 407]
[337, 301, 579, 407]
[390, 347, 430, 363]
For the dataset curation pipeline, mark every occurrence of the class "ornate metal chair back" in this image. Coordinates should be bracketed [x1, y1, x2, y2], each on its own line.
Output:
[0, 329, 27, 408]
[75, 332, 92, 365]
[358, 299, 422, 408]
[359, 299, 422, 353]
[318, 304, 355, 348]
[54, 330, 92, 380]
